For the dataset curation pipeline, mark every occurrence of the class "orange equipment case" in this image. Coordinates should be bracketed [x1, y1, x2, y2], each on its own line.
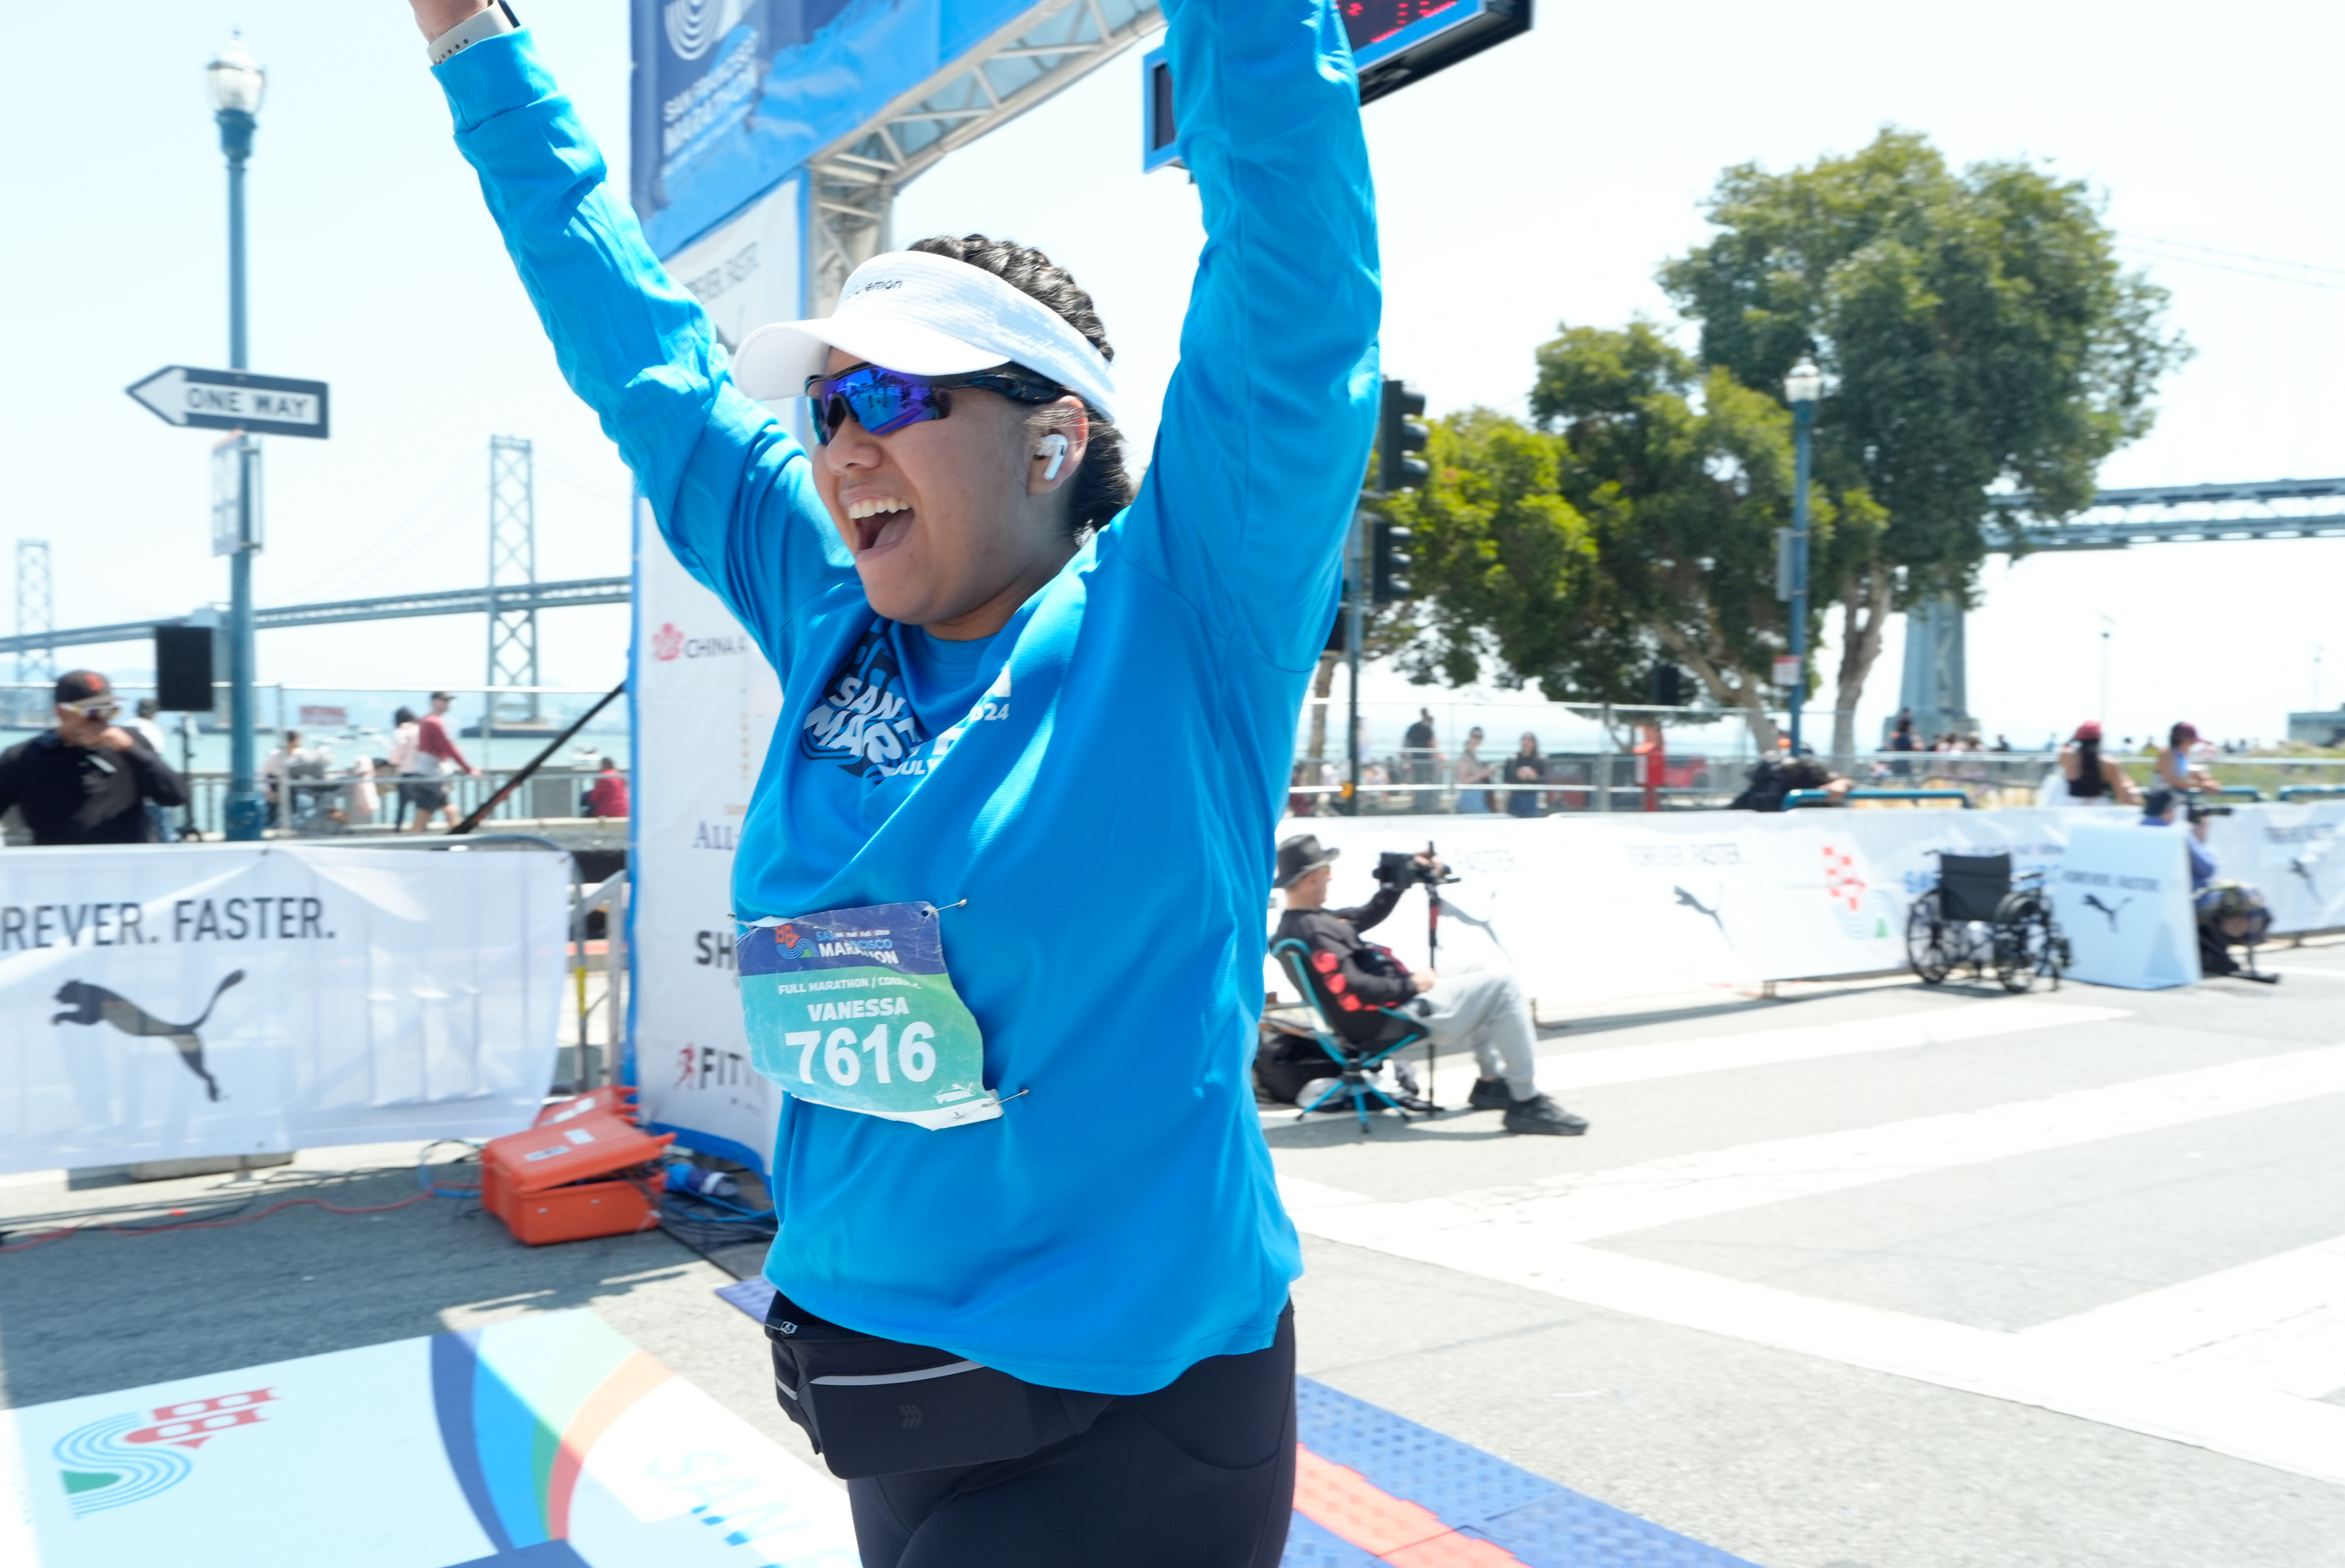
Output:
[480, 1111, 673, 1247]
[533, 1084, 639, 1129]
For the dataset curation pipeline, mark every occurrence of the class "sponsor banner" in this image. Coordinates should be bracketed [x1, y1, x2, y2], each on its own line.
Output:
[659, 177, 804, 353]
[0, 1310, 857, 1568]
[2057, 821, 2200, 989]
[631, 0, 1053, 257]
[0, 843, 565, 1175]
[631, 496, 786, 1170]
[2205, 800, 2345, 933]
[1271, 804, 2331, 1006]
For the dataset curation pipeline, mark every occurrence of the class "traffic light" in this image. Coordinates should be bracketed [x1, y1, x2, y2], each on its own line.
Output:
[1370, 520, 1413, 603]
[1377, 378, 1429, 493]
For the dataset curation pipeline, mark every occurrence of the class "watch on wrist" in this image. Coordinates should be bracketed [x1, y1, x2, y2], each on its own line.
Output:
[428, 2, 521, 66]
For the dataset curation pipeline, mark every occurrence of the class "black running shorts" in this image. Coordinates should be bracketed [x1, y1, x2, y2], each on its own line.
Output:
[844, 1305, 1297, 1568]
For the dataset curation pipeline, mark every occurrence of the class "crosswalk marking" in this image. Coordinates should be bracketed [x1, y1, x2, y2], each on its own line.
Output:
[1285, 1043, 2345, 1244]
[2021, 1235, 2345, 1398]
[1272, 999, 2131, 1126]
[1276, 1214, 2345, 1487]
[1534, 1000, 2132, 1092]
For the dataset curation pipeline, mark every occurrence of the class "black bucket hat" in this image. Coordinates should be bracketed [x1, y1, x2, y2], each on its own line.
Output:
[1275, 833, 1341, 889]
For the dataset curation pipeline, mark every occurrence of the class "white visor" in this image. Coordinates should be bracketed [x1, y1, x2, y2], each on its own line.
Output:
[731, 249, 1118, 424]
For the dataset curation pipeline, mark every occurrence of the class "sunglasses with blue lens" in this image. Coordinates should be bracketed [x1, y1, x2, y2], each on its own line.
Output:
[804, 363, 1067, 445]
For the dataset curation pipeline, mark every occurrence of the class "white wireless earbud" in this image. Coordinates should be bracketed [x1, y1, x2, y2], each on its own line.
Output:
[1038, 434, 1070, 481]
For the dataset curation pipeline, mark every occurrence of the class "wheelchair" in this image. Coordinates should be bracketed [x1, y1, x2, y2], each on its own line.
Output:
[1905, 851, 2070, 993]
[1267, 938, 1431, 1132]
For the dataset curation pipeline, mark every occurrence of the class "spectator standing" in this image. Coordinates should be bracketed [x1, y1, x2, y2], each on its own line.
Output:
[123, 697, 175, 841]
[386, 706, 422, 828]
[345, 754, 381, 825]
[408, 690, 479, 832]
[0, 671, 188, 844]
[2154, 721, 2215, 793]
[1454, 727, 1493, 813]
[1505, 732, 1546, 818]
[1403, 707, 1439, 811]
[2044, 721, 2139, 807]
[259, 729, 328, 826]
[583, 754, 630, 818]
[1287, 759, 1319, 818]
[1888, 709, 1918, 778]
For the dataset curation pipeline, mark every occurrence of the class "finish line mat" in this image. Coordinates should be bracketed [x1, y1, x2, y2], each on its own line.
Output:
[712, 1278, 1760, 1566]
[0, 1311, 857, 1568]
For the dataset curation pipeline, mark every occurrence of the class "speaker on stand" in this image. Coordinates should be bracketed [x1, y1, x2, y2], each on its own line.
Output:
[154, 625, 217, 839]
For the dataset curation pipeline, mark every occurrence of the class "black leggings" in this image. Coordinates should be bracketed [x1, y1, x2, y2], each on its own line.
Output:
[846, 1306, 1297, 1568]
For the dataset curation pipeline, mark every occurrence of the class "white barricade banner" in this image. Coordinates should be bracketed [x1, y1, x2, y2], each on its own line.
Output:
[2207, 800, 2345, 935]
[0, 843, 566, 1175]
[631, 496, 786, 1171]
[1269, 803, 2323, 1007]
[2056, 821, 2200, 989]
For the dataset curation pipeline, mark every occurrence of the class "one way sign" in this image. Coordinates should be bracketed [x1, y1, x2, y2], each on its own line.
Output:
[126, 366, 331, 439]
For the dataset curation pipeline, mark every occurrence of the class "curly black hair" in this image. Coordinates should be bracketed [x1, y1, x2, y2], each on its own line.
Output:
[908, 234, 1136, 538]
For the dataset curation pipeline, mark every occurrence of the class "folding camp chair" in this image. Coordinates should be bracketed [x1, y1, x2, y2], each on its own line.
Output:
[1269, 938, 1431, 1132]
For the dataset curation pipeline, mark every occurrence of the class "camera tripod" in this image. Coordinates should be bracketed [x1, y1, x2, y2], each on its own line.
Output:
[1418, 840, 1459, 1112]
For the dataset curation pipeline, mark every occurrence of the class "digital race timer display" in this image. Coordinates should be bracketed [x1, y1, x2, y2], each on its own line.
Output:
[1339, 1, 1532, 103]
[1343, 1, 1468, 53]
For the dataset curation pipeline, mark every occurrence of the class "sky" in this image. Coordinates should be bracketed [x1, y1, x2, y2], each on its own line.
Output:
[3, 2, 2340, 747]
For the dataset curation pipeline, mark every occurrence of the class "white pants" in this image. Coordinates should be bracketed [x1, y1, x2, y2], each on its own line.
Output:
[1416, 966, 1539, 1099]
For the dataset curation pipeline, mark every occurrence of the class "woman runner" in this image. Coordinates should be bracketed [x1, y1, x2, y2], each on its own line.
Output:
[405, 1, 1377, 1562]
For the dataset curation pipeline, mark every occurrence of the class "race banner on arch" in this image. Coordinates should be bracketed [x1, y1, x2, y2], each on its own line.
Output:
[632, 0, 1065, 259]
[630, 496, 787, 1171]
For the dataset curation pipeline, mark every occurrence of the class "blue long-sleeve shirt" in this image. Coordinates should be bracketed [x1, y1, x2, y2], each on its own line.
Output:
[435, 0, 1379, 1394]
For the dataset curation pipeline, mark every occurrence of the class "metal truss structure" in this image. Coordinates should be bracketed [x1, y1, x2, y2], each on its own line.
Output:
[0, 578, 630, 661]
[807, 0, 1163, 313]
[13, 540, 54, 684]
[1903, 475, 2345, 739]
[1991, 477, 2345, 551]
[486, 435, 540, 719]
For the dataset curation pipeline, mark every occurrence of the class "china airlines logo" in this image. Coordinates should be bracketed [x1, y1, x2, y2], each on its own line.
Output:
[653, 622, 686, 661]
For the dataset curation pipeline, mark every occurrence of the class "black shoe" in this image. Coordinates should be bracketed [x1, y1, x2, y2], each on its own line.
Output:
[1468, 1078, 1514, 1112]
[1502, 1094, 1589, 1137]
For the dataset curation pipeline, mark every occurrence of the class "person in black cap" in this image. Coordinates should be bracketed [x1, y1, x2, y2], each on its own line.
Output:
[0, 671, 189, 844]
[1273, 834, 1588, 1135]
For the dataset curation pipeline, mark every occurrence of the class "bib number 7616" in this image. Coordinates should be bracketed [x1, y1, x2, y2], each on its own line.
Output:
[788, 1022, 938, 1088]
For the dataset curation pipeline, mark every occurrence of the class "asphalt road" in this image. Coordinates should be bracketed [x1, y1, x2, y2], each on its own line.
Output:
[5, 945, 2343, 1567]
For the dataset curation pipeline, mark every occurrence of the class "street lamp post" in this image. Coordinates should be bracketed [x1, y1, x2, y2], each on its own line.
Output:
[207, 37, 267, 841]
[1783, 359, 1822, 755]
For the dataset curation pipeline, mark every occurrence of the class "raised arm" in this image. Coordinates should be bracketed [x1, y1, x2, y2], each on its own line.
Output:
[419, 8, 850, 666]
[1116, 0, 1382, 670]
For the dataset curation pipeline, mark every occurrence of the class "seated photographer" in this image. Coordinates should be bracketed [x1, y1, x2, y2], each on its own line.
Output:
[2140, 789, 2268, 976]
[1272, 834, 1588, 1136]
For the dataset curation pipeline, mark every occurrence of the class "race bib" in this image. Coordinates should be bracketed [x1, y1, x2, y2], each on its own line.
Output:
[736, 902, 1001, 1129]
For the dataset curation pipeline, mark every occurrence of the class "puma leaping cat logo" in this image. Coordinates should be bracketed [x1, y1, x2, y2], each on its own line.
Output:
[52, 973, 244, 1101]
[1674, 886, 1731, 944]
[2079, 893, 2131, 933]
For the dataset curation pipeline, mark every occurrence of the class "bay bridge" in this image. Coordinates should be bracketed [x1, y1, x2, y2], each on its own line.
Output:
[8, 474, 2343, 736]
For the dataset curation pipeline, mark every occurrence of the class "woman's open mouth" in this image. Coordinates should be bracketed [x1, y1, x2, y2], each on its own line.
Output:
[845, 496, 915, 557]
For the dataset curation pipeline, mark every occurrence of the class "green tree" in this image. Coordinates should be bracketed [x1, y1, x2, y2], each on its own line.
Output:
[1660, 128, 2184, 759]
[1386, 324, 1878, 748]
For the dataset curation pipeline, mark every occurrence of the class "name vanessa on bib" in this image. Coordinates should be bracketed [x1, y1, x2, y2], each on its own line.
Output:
[736, 901, 999, 1129]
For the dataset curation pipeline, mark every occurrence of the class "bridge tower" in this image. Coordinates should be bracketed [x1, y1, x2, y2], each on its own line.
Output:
[14, 539, 54, 687]
[1896, 596, 1974, 743]
[486, 435, 539, 725]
